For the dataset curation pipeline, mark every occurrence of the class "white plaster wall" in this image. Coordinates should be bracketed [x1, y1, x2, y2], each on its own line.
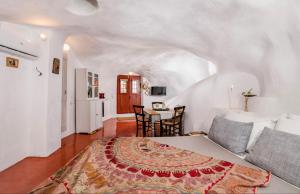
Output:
[45, 31, 65, 154]
[61, 49, 85, 138]
[0, 52, 32, 170]
[0, 22, 45, 170]
[0, 22, 65, 171]
[28, 30, 50, 156]
[166, 72, 260, 133]
[28, 29, 65, 157]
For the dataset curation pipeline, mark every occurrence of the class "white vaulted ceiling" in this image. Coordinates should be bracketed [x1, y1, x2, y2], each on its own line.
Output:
[0, 0, 300, 108]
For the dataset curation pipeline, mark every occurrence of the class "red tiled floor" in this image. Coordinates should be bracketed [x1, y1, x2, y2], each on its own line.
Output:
[0, 118, 136, 194]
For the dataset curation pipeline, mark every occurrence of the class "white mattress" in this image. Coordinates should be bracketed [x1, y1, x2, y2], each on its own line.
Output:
[149, 136, 300, 194]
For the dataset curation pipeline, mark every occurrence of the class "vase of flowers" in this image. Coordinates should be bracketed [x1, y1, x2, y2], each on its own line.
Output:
[242, 88, 257, 112]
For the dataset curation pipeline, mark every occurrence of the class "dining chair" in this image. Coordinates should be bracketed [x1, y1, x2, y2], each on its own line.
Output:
[133, 105, 153, 137]
[160, 106, 185, 136]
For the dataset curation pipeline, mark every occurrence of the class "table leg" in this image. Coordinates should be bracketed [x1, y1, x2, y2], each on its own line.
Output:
[153, 120, 156, 137]
[150, 116, 156, 137]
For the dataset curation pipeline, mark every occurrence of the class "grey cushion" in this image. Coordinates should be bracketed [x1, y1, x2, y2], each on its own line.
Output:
[246, 128, 300, 188]
[208, 116, 253, 154]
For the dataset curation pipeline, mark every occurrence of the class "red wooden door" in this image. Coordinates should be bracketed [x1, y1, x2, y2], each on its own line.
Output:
[117, 75, 141, 114]
[129, 75, 142, 112]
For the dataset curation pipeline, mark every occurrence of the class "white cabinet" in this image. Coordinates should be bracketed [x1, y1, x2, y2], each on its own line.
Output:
[76, 69, 103, 134]
[95, 100, 103, 128]
[76, 69, 99, 100]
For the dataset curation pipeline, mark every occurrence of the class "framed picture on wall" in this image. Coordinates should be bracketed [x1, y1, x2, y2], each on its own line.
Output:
[52, 58, 60, 74]
[6, 57, 19, 68]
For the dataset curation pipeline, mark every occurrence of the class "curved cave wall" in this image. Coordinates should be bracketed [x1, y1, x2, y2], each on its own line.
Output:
[166, 72, 260, 133]
[64, 0, 300, 117]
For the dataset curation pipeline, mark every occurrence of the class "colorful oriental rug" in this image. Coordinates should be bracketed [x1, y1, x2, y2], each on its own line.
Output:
[31, 137, 271, 194]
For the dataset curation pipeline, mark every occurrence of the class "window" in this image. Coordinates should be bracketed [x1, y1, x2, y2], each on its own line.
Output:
[94, 74, 99, 98]
[87, 72, 93, 98]
[88, 72, 93, 87]
[120, 79, 128, 93]
[94, 74, 99, 86]
[132, 80, 139, 94]
[88, 86, 93, 98]
[94, 87, 99, 98]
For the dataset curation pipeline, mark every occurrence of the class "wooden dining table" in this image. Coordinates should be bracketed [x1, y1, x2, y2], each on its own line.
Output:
[144, 108, 174, 137]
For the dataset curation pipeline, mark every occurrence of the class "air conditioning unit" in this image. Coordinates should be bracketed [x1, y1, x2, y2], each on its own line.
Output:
[0, 23, 40, 60]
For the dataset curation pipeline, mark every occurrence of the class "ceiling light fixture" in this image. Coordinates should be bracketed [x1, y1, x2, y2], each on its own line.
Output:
[40, 33, 47, 41]
[65, 0, 100, 16]
[63, 43, 71, 51]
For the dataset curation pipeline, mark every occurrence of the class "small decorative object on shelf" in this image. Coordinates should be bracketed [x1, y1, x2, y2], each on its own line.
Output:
[99, 93, 105, 99]
[242, 88, 257, 112]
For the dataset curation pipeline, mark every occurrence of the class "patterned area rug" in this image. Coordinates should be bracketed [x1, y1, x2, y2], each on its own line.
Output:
[31, 137, 271, 194]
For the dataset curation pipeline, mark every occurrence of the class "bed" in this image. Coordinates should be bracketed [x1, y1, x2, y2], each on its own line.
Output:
[152, 136, 300, 193]
[31, 136, 300, 194]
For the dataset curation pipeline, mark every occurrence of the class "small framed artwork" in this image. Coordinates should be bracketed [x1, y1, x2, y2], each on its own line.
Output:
[6, 57, 19, 68]
[52, 58, 60, 74]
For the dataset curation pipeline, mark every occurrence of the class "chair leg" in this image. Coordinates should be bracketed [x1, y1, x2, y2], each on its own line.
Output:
[165, 125, 167, 136]
[159, 121, 162, 137]
[143, 123, 147, 137]
[147, 122, 153, 137]
[173, 126, 176, 136]
[179, 126, 182, 136]
[160, 121, 163, 137]
[147, 123, 152, 137]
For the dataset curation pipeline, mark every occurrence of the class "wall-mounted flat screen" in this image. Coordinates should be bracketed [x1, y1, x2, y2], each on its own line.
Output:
[151, 86, 166, 96]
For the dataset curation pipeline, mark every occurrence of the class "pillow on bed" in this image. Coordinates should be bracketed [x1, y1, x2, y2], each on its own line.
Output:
[208, 116, 253, 154]
[246, 128, 300, 188]
[225, 112, 276, 150]
[202, 108, 228, 133]
[275, 117, 300, 136]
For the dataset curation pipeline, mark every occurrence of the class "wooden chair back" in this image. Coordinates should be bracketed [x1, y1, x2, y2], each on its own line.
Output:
[152, 102, 164, 110]
[172, 106, 185, 125]
[133, 105, 146, 122]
